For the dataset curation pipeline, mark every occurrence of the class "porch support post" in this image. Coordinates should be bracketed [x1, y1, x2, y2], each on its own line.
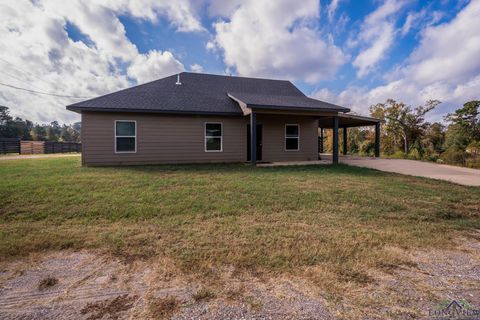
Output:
[374, 122, 380, 158]
[332, 116, 339, 164]
[319, 127, 324, 154]
[250, 112, 257, 164]
[343, 127, 348, 155]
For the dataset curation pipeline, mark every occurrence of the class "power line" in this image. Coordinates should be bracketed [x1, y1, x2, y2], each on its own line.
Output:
[0, 57, 93, 99]
[0, 82, 92, 99]
[0, 70, 47, 92]
[0, 57, 48, 84]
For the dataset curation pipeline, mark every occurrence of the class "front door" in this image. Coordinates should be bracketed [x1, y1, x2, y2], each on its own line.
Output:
[247, 124, 262, 161]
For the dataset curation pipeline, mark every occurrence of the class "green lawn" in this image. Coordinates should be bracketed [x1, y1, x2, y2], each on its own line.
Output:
[0, 156, 479, 293]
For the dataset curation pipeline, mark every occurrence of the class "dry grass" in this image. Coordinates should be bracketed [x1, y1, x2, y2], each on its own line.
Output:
[192, 287, 216, 302]
[80, 294, 137, 320]
[1, 157, 479, 300]
[148, 296, 180, 319]
[38, 276, 58, 290]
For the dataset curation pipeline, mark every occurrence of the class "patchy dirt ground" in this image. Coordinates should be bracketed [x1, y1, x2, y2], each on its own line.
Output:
[0, 236, 479, 320]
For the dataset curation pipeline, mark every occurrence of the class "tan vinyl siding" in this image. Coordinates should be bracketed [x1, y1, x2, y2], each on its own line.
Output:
[257, 114, 318, 162]
[81, 112, 318, 166]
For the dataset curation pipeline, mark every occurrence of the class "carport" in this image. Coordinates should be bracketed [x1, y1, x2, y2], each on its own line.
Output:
[318, 114, 381, 164]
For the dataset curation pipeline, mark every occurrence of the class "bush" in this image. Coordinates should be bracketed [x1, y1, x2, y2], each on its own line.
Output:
[425, 153, 440, 162]
[389, 151, 407, 159]
[359, 140, 375, 156]
[408, 149, 421, 160]
[440, 149, 466, 165]
[465, 158, 480, 169]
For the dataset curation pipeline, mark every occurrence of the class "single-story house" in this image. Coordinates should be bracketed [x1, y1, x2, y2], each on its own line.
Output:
[66, 72, 380, 166]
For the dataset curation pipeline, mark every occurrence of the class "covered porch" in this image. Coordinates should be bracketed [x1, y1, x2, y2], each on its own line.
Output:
[245, 111, 381, 165]
[317, 113, 381, 164]
[227, 91, 380, 165]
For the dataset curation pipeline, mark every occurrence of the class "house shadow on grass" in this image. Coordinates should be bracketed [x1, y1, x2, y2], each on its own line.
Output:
[104, 162, 384, 178]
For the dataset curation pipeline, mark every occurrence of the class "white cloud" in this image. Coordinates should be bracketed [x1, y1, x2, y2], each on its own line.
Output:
[352, 0, 406, 77]
[210, 0, 346, 83]
[190, 63, 204, 73]
[128, 51, 184, 84]
[353, 24, 395, 77]
[207, 0, 244, 17]
[314, 0, 480, 122]
[401, 11, 416, 35]
[0, 0, 193, 123]
[101, 0, 204, 32]
[401, 9, 443, 37]
[327, 0, 341, 23]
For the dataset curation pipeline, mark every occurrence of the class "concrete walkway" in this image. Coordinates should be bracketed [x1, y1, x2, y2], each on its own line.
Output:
[340, 157, 480, 187]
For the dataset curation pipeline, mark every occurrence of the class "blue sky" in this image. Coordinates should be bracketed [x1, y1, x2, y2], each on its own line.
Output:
[0, 0, 479, 123]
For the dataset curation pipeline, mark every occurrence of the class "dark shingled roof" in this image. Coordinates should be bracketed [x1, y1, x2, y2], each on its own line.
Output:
[228, 92, 349, 112]
[67, 72, 349, 115]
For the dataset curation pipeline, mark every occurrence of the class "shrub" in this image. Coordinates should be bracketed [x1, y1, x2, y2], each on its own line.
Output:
[440, 149, 466, 165]
[359, 140, 375, 156]
[389, 151, 407, 159]
[408, 148, 421, 160]
[426, 153, 440, 162]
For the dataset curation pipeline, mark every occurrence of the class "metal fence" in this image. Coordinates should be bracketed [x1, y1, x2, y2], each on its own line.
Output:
[0, 138, 21, 154]
[44, 141, 81, 153]
[0, 139, 81, 154]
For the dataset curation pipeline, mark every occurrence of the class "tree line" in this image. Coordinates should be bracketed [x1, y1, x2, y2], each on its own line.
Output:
[0, 106, 81, 142]
[325, 99, 479, 168]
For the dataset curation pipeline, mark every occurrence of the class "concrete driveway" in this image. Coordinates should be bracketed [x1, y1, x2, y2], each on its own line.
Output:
[340, 157, 480, 186]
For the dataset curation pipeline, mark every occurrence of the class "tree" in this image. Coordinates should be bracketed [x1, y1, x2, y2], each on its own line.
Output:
[0, 107, 32, 139]
[422, 122, 445, 155]
[31, 125, 47, 141]
[445, 100, 480, 142]
[0, 106, 12, 123]
[0, 106, 81, 142]
[72, 122, 81, 142]
[370, 99, 440, 154]
[0, 106, 13, 138]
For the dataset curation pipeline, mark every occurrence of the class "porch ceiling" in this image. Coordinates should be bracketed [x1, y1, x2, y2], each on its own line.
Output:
[318, 113, 380, 128]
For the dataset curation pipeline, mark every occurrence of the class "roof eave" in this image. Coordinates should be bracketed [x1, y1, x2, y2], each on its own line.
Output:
[65, 106, 243, 116]
[249, 104, 350, 113]
[338, 113, 381, 122]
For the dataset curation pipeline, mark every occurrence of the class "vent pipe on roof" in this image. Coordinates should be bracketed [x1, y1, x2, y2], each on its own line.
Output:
[175, 73, 182, 85]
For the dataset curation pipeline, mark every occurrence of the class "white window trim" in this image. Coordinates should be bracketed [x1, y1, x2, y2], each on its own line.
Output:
[285, 124, 300, 151]
[115, 120, 137, 154]
[204, 122, 223, 152]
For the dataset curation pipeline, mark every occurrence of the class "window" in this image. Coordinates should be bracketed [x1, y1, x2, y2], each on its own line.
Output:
[115, 121, 136, 153]
[205, 123, 222, 152]
[285, 124, 299, 151]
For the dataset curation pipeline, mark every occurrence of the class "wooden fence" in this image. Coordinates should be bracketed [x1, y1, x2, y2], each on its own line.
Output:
[20, 141, 45, 154]
[19, 141, 81, 154]
[0, 138, 21, 154]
